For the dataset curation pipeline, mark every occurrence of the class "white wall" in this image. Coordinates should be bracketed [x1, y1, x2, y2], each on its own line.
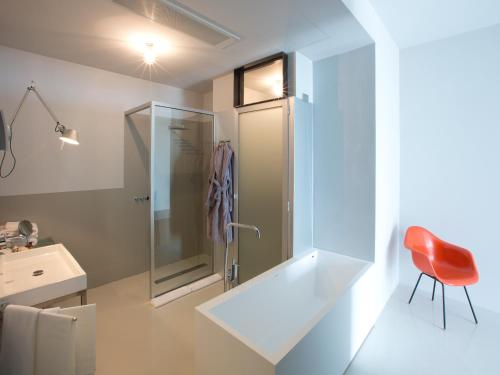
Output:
[290, 52, 314, 257]
[292, 97, 313, 256]
[313, 44, 376, 262]
[213, 73, 234, 113]
[289, 52, 314, 103]
[202, 91, 213, 112]
[212, 73, 237, 148]
[400, 24, 500, 313]
[340, 0, 400, 358]
[211, 73, 237, 276]
[0, 45, 202, 196]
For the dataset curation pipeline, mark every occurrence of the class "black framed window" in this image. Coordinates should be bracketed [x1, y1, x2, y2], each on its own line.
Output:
[234, 52, 288, 107]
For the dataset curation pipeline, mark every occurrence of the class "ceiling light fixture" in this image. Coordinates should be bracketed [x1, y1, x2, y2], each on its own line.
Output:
[143, 42, 156, 65]
[128, 35, 169, 65]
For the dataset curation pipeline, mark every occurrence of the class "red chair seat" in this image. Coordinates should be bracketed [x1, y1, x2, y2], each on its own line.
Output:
[434, 263, 479, 286]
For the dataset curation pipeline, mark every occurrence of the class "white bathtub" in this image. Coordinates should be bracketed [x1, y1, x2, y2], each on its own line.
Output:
[195, 249, 371, 375]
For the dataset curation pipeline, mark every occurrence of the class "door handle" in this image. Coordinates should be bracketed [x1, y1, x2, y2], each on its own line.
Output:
[133, 195, 150, 203]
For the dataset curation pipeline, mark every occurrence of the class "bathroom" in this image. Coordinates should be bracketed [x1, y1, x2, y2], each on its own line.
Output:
[2, 1, 498, 375]
[0, 0, 397, 373]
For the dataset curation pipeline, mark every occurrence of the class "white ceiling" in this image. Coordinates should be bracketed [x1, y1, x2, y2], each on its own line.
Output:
[0, 0, 372, 92]
[370, 0, 500, 48]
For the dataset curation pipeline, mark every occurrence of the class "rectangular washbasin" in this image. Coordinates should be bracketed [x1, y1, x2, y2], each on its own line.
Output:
[0, 243, 86, 306]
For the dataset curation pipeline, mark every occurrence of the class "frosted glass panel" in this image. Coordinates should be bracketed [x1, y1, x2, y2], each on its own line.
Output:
[238, 106, 284, 282]
[152, 105, 214, 297]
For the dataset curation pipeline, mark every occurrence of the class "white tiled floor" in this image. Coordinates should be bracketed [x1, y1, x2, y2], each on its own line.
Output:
[346, 286, 500, 375]
[61, 276, 500, 375]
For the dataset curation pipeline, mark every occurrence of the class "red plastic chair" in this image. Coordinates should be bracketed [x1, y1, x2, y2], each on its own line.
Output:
[404, 226, 479, 329]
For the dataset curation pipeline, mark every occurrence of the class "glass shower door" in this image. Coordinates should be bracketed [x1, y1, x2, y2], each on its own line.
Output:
[151, 105, 214, 298]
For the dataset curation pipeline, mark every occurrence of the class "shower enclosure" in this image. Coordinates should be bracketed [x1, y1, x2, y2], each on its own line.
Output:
[125, 102, 215, 298]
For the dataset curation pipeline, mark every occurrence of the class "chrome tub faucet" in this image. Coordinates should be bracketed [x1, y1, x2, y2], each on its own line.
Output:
[224, 222, 261, 291]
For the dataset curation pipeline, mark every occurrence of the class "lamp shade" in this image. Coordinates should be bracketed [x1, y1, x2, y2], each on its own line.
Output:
[59, 128, 79, 145]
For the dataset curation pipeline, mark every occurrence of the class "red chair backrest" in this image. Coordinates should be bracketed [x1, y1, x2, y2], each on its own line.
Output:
[405, 226, 479, 285]
[404, 226, 437, 276]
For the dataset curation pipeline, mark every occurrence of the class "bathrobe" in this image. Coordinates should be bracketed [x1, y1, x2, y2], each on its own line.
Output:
[206, 142, 234, 244]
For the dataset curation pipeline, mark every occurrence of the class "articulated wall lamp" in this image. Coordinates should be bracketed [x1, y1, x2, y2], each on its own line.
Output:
[25, 84, 79, 145]
[0, 83, 79, 178]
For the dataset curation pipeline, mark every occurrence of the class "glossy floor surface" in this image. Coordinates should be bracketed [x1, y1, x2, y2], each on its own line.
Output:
[58, 276, 499, 375]
[58, 272, 222, 375]
[346, 286, 500, 375]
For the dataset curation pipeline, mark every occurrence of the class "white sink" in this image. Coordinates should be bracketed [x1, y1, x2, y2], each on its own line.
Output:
[0, 243, 86, 306]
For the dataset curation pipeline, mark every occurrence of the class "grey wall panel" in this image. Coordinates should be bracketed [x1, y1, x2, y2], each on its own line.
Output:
[0, 188, 149, 288]
[0, 116, 150, 288]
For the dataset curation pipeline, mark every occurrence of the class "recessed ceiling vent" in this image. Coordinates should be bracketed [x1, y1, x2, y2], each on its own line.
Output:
[114, 0, 240, 49]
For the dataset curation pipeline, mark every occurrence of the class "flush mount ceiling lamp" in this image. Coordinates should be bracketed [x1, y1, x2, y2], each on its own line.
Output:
[128, 35, 169, 65]
[143, 42, 157, 65]
[0, 83, 79, 178]
[114, 0, 240, 49]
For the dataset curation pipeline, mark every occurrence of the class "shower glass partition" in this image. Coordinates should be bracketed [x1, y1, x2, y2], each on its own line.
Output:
[152, 104, 215, 298]
[126, 102, 215, 299]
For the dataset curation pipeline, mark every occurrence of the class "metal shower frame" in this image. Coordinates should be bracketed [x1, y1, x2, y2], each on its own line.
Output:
[125, 101, 215, 299]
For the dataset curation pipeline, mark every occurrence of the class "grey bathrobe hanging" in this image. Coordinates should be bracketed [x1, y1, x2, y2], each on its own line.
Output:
[206, 142, 234, 244]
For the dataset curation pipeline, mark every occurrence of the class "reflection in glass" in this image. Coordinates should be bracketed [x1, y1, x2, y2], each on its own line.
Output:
[152, 106, 214, 297]
[243, 59, 284, 105]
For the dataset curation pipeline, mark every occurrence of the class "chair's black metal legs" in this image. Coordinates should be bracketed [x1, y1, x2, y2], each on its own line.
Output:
[408, 273, 478, 329]
[464, 286, 478, 324]
[408, 273, 423, 304]
[441, 282, 446, 330]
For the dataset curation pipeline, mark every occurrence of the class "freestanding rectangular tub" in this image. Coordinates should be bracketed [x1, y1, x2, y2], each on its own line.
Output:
[195, 249, 371, 375]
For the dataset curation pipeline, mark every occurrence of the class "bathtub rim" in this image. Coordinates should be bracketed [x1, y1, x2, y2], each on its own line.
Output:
[196, 249, 372, 365]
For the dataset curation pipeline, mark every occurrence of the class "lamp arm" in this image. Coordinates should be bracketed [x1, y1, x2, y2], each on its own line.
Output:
[8, 87, 31, 133]
[28, 86, 66, 134]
